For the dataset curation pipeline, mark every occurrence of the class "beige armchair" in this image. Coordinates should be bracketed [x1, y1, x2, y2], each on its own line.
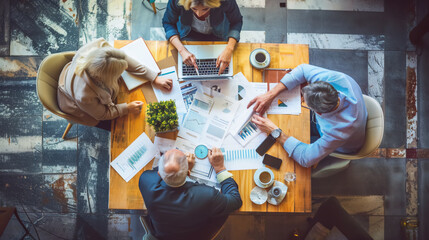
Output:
[36, 51, 86, 139]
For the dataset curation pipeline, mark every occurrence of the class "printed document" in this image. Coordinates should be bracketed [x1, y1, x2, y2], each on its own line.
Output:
[267, 83, 301, 115]
[221, 147, 263, 170]
[152, 67, 187, 124]
[174, 137, 217, 185]
[250, 83, 301, 115]
[110, 132, 157, 182]
[120, 38, 160, 90]
[178, 91, 239, 147]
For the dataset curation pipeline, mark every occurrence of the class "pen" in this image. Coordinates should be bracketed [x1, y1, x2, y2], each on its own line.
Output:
[195, 66, 200, 76]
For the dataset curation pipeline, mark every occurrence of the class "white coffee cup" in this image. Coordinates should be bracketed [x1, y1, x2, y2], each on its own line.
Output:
[254, 167, 274, 188]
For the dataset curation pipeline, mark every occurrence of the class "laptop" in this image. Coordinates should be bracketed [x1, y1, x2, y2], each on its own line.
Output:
[178, 44, 233, 81]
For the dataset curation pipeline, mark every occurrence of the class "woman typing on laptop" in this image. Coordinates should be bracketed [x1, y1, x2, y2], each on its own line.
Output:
[57, 38, 172, 130]
[162, 0, 243, 75]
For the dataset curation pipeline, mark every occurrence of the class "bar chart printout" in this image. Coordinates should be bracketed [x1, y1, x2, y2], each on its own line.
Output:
[221, 148, 263, 170]
[111, 133, 158, 182]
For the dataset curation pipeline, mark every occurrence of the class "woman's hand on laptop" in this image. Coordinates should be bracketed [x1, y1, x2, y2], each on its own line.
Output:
[179, 49, 198, 70]
[154, 76, 173, 91]
[217, 47, 233, 75]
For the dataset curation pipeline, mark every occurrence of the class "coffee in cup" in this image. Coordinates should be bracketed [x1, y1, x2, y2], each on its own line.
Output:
[255, 52, 266, 64]
[254, 167, 274, 188]
[259, 171, 271, 184]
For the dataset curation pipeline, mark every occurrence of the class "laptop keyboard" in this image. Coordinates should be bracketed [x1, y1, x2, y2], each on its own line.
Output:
[182, 58, 229, 76]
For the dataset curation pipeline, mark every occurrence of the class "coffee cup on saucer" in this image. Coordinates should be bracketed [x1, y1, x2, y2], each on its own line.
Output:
[249, 48, 271, 69]
[254, 167, 274, 188]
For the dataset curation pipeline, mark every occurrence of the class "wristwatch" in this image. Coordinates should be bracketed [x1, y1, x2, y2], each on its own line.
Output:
[256, 128, 282, 156]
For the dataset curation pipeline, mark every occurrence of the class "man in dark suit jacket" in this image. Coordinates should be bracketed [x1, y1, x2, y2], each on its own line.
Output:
[139, 148, 242, 240]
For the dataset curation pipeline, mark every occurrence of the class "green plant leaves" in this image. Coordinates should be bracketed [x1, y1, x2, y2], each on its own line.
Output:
[146, 100, 179, 132]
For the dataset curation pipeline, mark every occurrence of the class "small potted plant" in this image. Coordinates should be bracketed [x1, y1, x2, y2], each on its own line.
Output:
[146, 100, 179, 133]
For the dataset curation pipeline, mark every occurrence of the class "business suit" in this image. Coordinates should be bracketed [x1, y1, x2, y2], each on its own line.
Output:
[138, 168, 242, 240]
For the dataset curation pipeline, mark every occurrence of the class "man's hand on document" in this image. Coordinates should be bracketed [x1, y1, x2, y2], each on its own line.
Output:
[247, 91, 275, 115]
[186, 153, 196, 171]
[251, 114, 278, 134]
[208, 148, 226, 174]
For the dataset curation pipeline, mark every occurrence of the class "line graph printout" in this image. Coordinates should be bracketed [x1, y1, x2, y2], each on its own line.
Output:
[110, 132, 158, 182]
[221, 148, 263, 170]
[178, 91, 239, 146]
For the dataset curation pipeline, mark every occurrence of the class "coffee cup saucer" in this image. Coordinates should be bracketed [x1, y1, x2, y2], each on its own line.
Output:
[250, 48, 271, 69]
[254, 167, 274, 188]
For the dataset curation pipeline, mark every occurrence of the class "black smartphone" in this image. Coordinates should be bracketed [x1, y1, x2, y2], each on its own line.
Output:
[262, 154, 282, 169]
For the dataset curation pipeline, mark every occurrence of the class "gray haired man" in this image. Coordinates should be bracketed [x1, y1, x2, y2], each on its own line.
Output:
[138, 148, 242, 240]
[248, 64, 368, 167]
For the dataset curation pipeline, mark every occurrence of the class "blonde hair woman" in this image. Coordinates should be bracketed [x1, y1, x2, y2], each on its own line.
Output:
[162, 0, 243, 75]
[57, 38, 172, 129]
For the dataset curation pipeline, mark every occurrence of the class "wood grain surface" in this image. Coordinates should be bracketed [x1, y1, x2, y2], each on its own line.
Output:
[109, 40, 310, 213]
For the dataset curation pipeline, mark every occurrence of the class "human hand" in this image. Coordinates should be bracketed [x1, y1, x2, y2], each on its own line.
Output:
[216, 47, 233, 75]
[154, 76, 173, 91]
[208, 148, 226, 174]
[127, 101, 143, 114]
[251, 114, 278, 134]
[247, 92, 275, 115]
[186, 152, 196, 171]
[179, 49, 198, 70]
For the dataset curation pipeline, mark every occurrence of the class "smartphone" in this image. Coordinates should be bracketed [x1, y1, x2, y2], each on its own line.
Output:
[262, 154, 282, 169]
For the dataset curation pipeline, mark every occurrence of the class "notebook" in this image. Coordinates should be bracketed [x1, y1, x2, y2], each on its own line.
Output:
[120, 38, 160, 91]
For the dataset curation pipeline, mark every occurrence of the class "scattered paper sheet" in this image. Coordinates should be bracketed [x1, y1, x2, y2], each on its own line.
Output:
[267, 83, 301, 115]
[110, 132, 157, 182]
[229, 107, 263, 147]
[174, 137, 217, 184]
[178, 91, 239, 147]
[154, 136, 176, 155]
[120, 38, 160, 91]
[180, 81, 199, 111]
[199, 72, 252, 101]
[221, 148, 263, 170]
[152, 67, 188, 124]
[250, 83, 301, 115]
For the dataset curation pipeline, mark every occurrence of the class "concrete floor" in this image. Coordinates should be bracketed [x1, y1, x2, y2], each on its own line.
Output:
[0, 0, 428, 239]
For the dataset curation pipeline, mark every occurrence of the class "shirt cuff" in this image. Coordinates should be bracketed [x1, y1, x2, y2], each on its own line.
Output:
[116, 102, 128, 116]
[216, 170, 233, 183]
[283, 136, 301, 157]
[227, 30, 241, 42]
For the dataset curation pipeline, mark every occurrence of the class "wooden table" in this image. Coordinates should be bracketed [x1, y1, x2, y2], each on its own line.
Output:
[110, 40, 311, 213]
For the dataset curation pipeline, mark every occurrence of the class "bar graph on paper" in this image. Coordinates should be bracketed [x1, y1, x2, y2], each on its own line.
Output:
[233, 118, 262, 147]
[221, 148, 263, 170]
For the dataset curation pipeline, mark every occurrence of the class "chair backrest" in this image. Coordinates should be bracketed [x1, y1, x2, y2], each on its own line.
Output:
[329, 95, 384, 160]
[36, 52, 87, 124]
[140, 215, 159, 240]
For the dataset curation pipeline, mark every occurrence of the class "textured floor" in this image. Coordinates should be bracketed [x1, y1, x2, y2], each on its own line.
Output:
[0, 0, 428, 239]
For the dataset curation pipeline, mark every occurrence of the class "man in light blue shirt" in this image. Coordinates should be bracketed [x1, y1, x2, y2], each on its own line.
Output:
[248, 64, 368, 167]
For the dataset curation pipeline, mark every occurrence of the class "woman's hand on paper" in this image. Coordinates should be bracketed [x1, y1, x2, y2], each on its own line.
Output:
[251, 114, 278, 134]
[247, 91, 275, 115]
[127, 101, 143, 114]
[154, 76, 173, 91]
[208, 148, 226, 174]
